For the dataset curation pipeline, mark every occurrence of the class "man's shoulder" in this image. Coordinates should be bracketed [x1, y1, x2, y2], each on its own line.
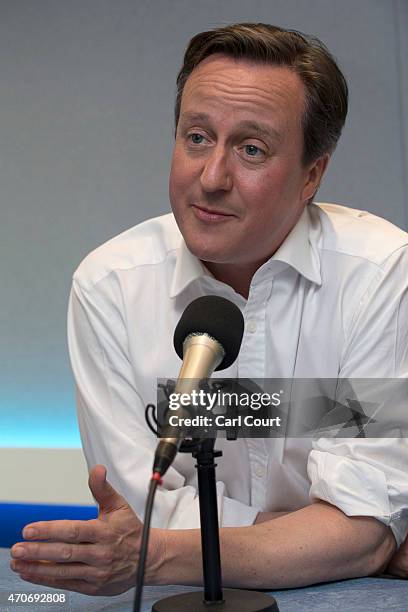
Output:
[313, 202, 408, 266]
[72, 213, 181, 290]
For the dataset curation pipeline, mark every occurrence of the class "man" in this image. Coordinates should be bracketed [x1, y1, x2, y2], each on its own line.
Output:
[10, 23, 408, 594]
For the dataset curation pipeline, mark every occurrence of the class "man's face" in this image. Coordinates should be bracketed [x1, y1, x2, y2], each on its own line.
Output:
[169, 54, 320, 270]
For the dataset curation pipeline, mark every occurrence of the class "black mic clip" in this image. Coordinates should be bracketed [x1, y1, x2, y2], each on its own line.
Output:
[144, 379, 204, 453]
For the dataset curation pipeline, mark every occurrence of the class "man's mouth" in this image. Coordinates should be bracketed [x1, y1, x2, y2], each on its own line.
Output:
[191, 204, 235, 222]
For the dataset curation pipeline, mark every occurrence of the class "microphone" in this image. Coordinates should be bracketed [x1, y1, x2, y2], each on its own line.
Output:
[152, 295, 244, 476]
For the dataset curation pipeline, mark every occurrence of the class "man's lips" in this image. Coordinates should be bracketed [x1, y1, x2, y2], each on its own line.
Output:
[191, 204, 236, 222]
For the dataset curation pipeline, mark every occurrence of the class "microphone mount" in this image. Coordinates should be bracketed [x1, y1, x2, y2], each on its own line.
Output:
[147, 382, 279, 612]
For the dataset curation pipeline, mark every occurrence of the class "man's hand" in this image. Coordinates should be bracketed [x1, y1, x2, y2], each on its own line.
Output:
[9, 465, 164, 595]
[387, 534, 408, 579]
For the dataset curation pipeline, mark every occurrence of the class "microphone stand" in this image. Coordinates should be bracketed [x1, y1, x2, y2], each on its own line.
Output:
[152, 436, 279, 611]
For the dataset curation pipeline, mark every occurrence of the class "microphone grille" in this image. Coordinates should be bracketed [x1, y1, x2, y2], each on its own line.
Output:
[173, 295, 244, 370]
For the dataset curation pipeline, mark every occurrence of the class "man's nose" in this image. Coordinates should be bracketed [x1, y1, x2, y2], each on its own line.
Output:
[200, 147, 232, 192]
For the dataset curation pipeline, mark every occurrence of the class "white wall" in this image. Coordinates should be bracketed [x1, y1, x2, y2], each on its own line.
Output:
[1, 449, 93, 505]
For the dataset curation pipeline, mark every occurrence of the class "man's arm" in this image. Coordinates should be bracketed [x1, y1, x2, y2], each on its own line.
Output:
[161, 501, 396, 588]
[387, 535, 408, 578]
[10, 468, 396, 594]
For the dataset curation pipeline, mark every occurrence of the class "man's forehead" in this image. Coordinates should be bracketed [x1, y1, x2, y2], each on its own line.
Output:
[181, 54, 305, 123]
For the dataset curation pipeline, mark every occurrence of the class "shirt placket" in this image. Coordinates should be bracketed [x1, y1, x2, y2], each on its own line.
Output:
[238, 279, 273, 510]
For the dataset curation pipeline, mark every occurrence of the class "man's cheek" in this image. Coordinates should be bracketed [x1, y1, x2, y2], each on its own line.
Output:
[169, 170, 188, 201]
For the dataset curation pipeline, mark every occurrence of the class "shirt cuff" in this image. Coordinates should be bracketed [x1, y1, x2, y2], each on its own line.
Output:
[162, 481, 260, 529]
[218, 493, 260, 527]
[308, 449, 408, 547]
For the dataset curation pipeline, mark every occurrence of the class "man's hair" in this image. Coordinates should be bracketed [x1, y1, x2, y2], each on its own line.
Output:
[175, 23, 348, 166]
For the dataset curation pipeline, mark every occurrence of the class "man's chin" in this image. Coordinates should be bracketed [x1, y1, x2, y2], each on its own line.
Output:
[184, 241, 229, 266]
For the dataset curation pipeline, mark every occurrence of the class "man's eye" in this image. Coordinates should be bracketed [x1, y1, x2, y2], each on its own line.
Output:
[244, 144, 263, 157]
[189, 133, 206, 144]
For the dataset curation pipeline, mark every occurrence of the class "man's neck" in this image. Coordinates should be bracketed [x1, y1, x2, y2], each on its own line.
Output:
[202, 260, 263, 299]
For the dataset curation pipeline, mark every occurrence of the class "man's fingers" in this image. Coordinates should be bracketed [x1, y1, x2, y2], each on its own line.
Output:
[11, 541, 113, 566]
[20, 519, 106, 543]
[12, 560, 111, 583]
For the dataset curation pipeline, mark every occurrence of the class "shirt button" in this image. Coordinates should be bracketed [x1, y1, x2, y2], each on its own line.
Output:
[254, 465, 264, 478]
[247, 320, 257, 333]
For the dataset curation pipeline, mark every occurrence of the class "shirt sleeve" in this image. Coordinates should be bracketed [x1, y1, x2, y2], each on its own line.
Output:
[307, 246, 408, 547]
[68, 277, 259, 529]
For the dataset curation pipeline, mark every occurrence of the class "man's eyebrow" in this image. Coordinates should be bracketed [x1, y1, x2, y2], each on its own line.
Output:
[236, 120, 282, 142]
[179, 112, 282, 142]
[180, 112, 211, 124]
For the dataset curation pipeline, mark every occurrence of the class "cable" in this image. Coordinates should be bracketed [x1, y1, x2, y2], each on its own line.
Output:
[145, 403, 159, 436]
[133, 472, 162, 612]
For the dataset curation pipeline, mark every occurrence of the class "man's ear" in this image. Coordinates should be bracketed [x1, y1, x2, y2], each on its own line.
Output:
[301, 154, 330, 203]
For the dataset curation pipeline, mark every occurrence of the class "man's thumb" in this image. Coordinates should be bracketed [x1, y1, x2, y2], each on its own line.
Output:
[88, 464, 128, 514]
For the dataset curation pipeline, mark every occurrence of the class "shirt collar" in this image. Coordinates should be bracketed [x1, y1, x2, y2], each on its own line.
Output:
[169, 205, 321, 298]
[268, 205, 322, 285]
[170, 238, 210, 298]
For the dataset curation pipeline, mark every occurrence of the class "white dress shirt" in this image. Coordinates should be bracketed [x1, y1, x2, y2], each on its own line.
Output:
[68, 203, 408, 546]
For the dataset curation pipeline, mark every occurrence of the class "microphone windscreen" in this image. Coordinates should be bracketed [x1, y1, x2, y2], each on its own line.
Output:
[173, 295, 244, 370]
